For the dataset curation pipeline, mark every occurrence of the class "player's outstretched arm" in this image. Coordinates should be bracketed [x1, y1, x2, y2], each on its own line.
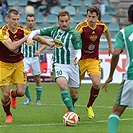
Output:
[4, 35, 29, 51]
[37, 36, 55, 48]
[102, 48, 121, 92]
[34, 45, 47, 56]
[104, 30, 114, 55]
[27, 29, 40, 45]
[102, 77, 113, 92]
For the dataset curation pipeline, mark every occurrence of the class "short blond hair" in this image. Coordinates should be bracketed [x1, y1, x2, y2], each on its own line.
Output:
[7, 9, 19, 18]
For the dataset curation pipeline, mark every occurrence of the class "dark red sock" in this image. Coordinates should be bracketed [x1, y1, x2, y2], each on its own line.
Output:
[1, 99, 12, 116]
[11, 90, 19, 98]
[87, 86, 100, 107]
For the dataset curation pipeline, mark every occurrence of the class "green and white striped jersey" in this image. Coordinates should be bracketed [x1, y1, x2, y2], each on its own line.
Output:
[115, 25, 133, 80]
[21, 27, 39, 57]
[40, 26, 82, 64]
[21, 41, 39, 57]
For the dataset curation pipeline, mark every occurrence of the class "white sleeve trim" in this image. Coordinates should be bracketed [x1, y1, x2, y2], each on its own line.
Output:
[28, 30, 41, 39]
[75, 49, 81, 62]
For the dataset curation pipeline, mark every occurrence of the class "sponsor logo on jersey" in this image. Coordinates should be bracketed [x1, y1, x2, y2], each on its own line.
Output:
[90, 34, 97, 42]
[88, 44, 95, 51]
[54, 39, 63, 48]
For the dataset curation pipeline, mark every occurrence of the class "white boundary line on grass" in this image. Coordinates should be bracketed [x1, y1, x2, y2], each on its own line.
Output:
[0, 104, 132, 127]
[29, 103, 133, 110]
[0, 118, 133, 127]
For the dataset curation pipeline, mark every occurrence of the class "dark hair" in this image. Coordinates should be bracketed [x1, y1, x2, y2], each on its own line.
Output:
[7, 9, 19, 17]
[128, 4, 133, 23]
[26, 14, 35, 20]
[87, 5, 101, 20]
[58, 10, 70, 20]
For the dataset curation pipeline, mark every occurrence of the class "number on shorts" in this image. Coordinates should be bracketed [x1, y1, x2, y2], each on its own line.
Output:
[56, 70, 62, 76]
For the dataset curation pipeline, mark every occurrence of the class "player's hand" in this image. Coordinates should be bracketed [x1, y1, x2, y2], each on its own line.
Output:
[108, 47, 114, 56]
[27, 38, 34, 46]
[102, 77, 113, 92]
[24, 35, 30, 41]
[34, 50, 40, 56]
[49, 42, 55, 49]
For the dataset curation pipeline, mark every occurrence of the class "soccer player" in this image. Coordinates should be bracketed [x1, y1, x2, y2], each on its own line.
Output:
[27, 10, 82, 114]
[22, 14, 47, 106]
[76, 5, 114, 119]
[102, 4, 133, 133]
[0, 9, 54, 123]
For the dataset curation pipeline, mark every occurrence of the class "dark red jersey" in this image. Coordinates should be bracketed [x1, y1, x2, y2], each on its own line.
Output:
[76, 19, 108, 59]
[0, 25, 30, 63]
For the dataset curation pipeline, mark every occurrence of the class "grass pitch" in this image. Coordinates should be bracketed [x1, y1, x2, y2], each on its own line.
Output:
[0, 83, 132, 133]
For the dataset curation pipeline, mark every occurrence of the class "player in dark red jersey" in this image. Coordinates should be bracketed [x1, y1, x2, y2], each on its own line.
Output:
[76, 5, 114, 119]
[0, 9, 53, 123]
[0, 9, 30, 123]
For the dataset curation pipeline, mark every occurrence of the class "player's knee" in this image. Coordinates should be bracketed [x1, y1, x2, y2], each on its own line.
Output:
[17, 93, 25, 97]
[93, 83, 100, 89]
[3, 92, 10, 99]
[17, 89, 25, 97]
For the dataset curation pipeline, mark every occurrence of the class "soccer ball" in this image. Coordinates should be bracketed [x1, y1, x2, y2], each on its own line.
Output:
[63, 112, 78, 126]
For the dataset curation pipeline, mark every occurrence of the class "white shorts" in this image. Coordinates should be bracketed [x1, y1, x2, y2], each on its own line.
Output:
[115, 80, 133, 107]
[53, 63, 80, 88]
[23, 57, 41, 76]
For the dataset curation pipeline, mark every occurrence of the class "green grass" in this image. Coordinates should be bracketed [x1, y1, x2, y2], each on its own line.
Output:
[0, 83, 132, 133]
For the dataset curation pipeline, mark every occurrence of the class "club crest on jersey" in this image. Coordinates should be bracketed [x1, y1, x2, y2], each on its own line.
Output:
[54, 39, 63, 48]
[4, 35, 8, 39]
[90, 35, 97, 42]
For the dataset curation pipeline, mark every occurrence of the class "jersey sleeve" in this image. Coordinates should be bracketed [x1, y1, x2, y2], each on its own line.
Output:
[40, 26, 53, 36]
[114, 30, 125, 50]
[0, 29, 10, 43]
[103, 23, 108, 33]
[23, 28, 31, 35]
[76, 22, 83, 34]
[71, 29, 82, 50]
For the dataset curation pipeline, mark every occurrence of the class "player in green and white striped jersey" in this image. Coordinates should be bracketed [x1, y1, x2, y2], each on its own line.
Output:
[22, 14, 47, 106]
[22, 40, 39, 57]
[27, 10, 82, 116]
[103, 4, 133, 133]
